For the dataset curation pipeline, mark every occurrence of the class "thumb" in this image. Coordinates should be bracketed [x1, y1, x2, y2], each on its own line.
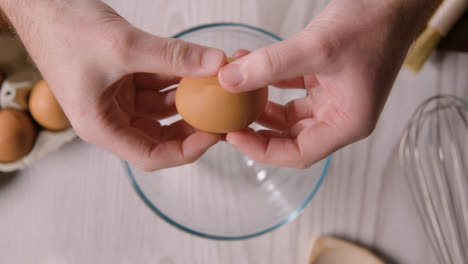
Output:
[124, 30, 226, 77]
[218, 30, 332, 92]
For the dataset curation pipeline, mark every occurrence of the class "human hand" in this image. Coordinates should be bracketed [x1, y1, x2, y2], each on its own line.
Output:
[219, 0, 440, 168]
[0, 0, 226, 171]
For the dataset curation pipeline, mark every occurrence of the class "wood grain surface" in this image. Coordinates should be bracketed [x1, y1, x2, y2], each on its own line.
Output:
[1, 1, 468, 263]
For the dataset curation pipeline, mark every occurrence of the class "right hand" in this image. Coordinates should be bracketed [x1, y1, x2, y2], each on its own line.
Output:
[1, 0, 227, 171]
[218, 0, 439, 169]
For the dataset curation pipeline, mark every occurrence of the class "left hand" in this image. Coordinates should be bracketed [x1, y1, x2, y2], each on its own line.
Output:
[1, 0, 226, 171]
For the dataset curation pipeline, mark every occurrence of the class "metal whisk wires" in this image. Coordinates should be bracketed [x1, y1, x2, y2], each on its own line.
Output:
[399, 94, 468, 264]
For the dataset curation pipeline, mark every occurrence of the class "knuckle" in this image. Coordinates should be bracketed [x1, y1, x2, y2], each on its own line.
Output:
[138, 162, 158, 172]
[101, 28, 134, 64]
[135, 149, 161, 172]
[259, 46, 282, 76]
[161, 39, 189, 68]
[73, 122, 94, 144]
[359, 120, 377, 139]
[296, 158, 312, 170]
[300, 29, 338, 67]
[184, 154, 199, 164]
[349, 115, 378, 140]
[312, 37, 335, 62]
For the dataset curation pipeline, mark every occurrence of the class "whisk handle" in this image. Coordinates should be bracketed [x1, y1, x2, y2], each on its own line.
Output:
[429, 0, 468, 35]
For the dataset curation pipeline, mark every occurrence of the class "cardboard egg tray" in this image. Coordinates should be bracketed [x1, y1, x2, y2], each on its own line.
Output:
[0, 32, 76, 172]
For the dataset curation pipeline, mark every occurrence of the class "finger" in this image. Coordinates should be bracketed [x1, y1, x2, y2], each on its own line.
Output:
[86, 118, 220, 172]
[130, 116, 162, 138]
[256, 101, 289, 131]
[132, 116, 204, 142]
[134, 73, 181, 91]
[273, 76, 306, 89]
[134, 88, 177, 119]
[125, 30, 227, 77]
[272, 74, 320, 89]
[231, 50, 306, 89]
[227, 119, 345, 169]
[148, 131, 221, 170]
[219, 29, 333, 92]
[159, 119, 196, 141]
[131, 117, 220, 170]
[256, 129, 286, 138]
[226, 129, 303, 168]
[232, 49, 251, 58]
[256, 97, 314, 131]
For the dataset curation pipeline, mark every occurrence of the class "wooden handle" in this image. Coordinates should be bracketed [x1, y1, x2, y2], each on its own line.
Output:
[429, 0, 468, 35]
[437, 10, 468, 51]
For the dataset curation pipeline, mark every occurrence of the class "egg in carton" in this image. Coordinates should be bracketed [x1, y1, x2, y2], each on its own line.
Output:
[0, 33, 77, 172]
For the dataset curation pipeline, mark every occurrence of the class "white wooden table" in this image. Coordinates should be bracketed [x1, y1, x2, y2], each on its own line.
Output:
[1, 1, 467, 263]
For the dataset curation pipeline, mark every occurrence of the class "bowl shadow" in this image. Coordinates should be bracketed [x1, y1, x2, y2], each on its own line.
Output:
[0, 170, 18, 191]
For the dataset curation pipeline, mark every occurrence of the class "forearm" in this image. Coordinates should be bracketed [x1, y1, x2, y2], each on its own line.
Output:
[0, 0, 109, 76]
[0, 0, 43, 35]
[382, 0, 442, 38]
[0, 0, 95, 21]
[318, 0, 442, 38]
[313, 0, 442, 53]
[0, 0, 101, 48]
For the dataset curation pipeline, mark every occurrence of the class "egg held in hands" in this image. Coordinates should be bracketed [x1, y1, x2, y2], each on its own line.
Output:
[175, 76, 268, 133]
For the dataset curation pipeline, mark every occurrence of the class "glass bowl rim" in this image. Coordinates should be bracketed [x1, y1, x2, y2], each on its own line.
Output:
[123, 22, 332, 240]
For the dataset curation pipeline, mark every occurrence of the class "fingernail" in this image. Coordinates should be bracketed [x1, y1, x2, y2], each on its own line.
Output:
[220, 63, 245, 87]
[202, 49, 224, 71]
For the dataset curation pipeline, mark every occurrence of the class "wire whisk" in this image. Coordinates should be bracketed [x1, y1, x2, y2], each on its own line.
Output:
[399, 94, 468, 264]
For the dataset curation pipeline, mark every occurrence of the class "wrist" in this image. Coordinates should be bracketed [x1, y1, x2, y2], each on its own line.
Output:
[349, 0, 442, 41]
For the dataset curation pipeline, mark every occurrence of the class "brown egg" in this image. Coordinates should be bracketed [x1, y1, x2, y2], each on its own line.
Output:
[175, 73, 268, 134]
[0, 109, 36, 162]
[29, 80, 71, 131]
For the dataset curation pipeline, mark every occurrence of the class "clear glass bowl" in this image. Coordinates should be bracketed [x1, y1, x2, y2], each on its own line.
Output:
[123, 23, 331, 240]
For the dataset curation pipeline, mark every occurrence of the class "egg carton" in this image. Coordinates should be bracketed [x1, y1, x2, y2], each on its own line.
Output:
[0, 128, 77, 172]
[0, 32, 77, 172]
